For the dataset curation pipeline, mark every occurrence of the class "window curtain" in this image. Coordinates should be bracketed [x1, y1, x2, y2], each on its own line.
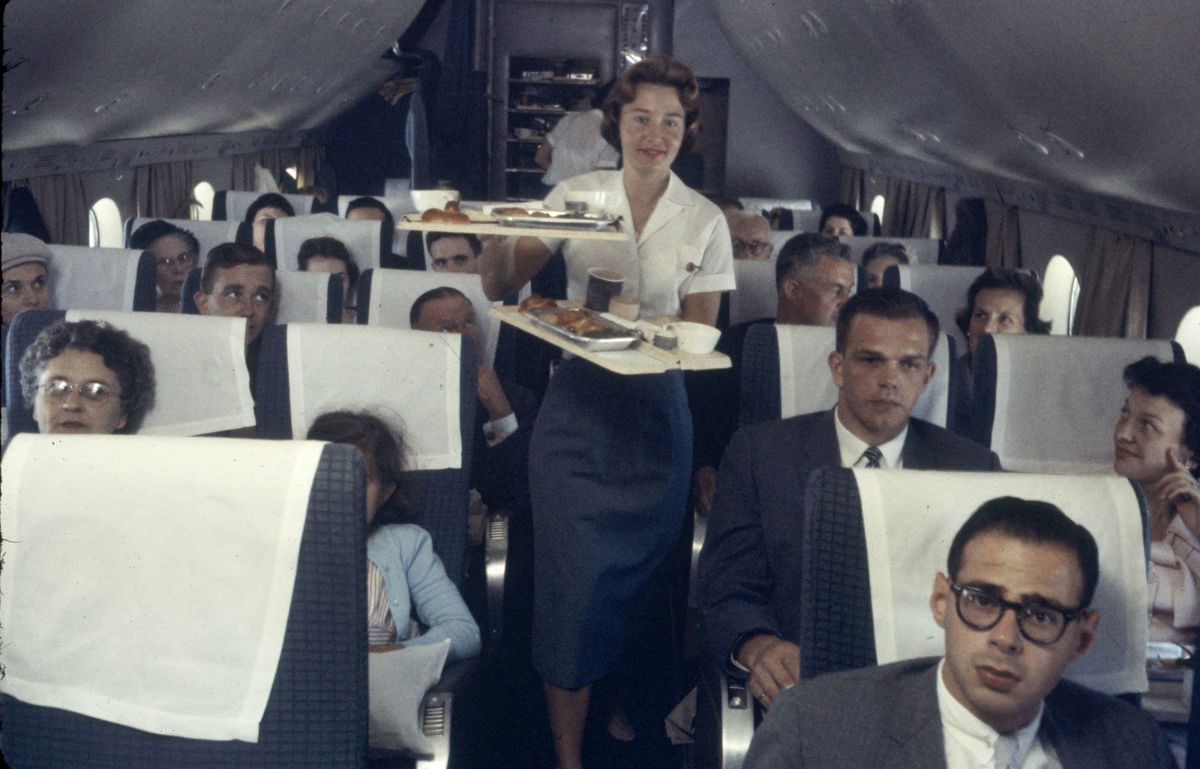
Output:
[1074, 228, 1152, 339]
[229, 150, 297, 191]
[983, 200, 1022, 270]
[135, 161, 195, 219]
[839, 167, 865, 210]
[881, 176, 945, 238]
[24, 174, 92, 246]
[297, 146, 326, 190]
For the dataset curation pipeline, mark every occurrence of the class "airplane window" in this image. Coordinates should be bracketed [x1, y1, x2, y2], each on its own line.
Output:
[1175, 306, 1200, 363]
[1041, 254, 1080, 336]
[192, 181, 215, 221]
[88, 198, 123, 248]
[285, 166, 298, 180]
[870, 194, 886, 227]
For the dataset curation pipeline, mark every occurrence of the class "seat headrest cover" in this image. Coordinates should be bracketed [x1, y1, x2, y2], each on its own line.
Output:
[47, 245, 142, 312]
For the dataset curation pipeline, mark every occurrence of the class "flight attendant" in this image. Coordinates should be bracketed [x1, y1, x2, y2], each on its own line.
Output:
[481, 56, 735, 769]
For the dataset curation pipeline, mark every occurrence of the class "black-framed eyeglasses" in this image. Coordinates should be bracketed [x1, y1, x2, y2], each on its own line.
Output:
[41, 378, 117, 402]
[731, 238, 770, 256]
[950, 583, 1088, 645]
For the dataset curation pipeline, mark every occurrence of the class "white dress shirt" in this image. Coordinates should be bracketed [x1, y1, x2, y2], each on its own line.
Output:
[834, 407, 907, 469]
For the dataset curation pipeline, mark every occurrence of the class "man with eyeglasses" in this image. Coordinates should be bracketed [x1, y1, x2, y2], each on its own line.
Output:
[727, 211, 774, 261]
[743, 496, 1171, 769]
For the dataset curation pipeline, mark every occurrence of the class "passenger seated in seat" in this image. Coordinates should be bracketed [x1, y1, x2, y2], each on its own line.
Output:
[953, 268, 1051, 438]
[19, 319, 155, 434]
[1112, 357, 1200, 644]
[818, 203, 869, 237]
[727, 211, 774, 260]
[307, 410, 481, 661]
[427, 232, 482, 274]
[129, 219, 200, 312]
[861, 241, 910, 289]
[194, 243, 276, 394]
[298, 235, 358, 323]
[2, 233, 52, 342]
[243, 193, 295, 253]
[345, 196, 408, 269]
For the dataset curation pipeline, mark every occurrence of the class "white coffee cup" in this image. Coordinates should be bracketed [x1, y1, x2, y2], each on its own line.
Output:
[669, 321, 721, 355]
[563, 190, 610, 215]
[411, 189, 461, 211]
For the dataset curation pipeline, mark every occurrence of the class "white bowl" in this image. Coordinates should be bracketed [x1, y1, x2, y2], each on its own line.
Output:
[411, 189, 461, 212]
[563, 190, 612, 215]
[669, 321, 721, 355]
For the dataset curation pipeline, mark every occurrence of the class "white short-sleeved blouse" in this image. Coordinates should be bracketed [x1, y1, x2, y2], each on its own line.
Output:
[538, 170, 736, 320]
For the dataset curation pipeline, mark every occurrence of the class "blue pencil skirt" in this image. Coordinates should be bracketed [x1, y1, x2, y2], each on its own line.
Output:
[530, 357, 693, 688]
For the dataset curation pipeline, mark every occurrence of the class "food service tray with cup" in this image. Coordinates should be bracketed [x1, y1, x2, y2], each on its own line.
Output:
[522, 307, 640, 352]
[493, 209, 621, 231]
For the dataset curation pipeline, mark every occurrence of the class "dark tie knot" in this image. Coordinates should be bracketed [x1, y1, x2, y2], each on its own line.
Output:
[863, 446, 883, 468]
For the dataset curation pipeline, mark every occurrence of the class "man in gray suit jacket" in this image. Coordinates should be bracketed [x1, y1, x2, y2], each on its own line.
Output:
[699, 289, 1001, 706]
[744, 497, 1171, 768]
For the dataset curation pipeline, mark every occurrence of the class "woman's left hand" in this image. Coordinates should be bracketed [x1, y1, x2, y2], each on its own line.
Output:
[1157, 448, 1200, 536]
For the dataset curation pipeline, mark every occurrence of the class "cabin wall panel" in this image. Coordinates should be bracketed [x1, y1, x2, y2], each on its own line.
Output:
[1017, 212, 1091, 284]
[673, 0, 839, 203]
[1150, 246, 1200, 344]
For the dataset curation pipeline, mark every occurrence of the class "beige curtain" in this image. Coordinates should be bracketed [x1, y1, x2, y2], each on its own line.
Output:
[983, 200, 1022, 269]
[839, 167, 865, 210]
[297, 146, 326, 190]
[1074, 227, 1152, 339]
[24, 174, 92, 246]
[230, 150, 301, 191]
[135, 161, 195, 219]
[881, 177, 945, 238]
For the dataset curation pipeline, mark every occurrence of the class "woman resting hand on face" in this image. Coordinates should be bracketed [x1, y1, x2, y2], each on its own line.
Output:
[1111, 357, 1200, 643]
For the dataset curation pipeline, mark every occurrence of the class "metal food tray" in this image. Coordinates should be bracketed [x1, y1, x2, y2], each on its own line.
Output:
[523, 307, 639, 351]
[494, 210, 621, 231]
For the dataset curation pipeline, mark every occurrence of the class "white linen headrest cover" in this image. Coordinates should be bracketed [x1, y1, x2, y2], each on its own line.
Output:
[48, 245, 141, 311]
[275, 270, 332, 324]
[272, 213, 382, 274]
[855, 469, 1147, 695]
[285, 323, 463, 470]
[0, 434, 322, 741]
[65, 309, 255, 435]
[730, 260, 777, 326]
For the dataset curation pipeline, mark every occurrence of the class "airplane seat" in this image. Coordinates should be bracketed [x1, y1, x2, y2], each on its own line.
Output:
[972, 334, 1185, 471]
[841, 235, 942, 266]
[355, 268, 501, 369]
[266, 214, 387, 276]
[45, 244, 157, 312]
[212, 190, 316, 221]
[0, 435, 367, 768]
[728, 260, 778, 328]
[337, 193, 418, 220]
[1174, 306, 1200, 363]
[3, 309, 256, 439]
[181, 267, 202, 313]
[707, 466, 1151, 768]
[252, 323, 500, 768]
[124, 216, 241, 262]
[183, 268, 343, 323]
[882, 263, 987, 353]
[739, 323, 954, 428]
[765, 229, 796, 259]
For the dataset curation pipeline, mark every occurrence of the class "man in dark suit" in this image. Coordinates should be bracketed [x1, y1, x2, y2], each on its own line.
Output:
[743, 497, 1171, 768]
[698, 288, 1001, 705]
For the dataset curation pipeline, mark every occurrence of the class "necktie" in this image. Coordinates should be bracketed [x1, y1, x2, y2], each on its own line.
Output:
[992, 734, 1019, 769]
[862, 446, 883, 468]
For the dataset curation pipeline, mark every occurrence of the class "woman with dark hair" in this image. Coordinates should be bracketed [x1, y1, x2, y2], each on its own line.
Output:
[861, 241, 910, 289]
[243, 193, 295, 252]
[129, 219, 200, 312]
[307, 410, 480, 660]
[1112, 357, 1200, 643]
[480, 56, 735, 769]
[298, 236, 359, 322]
[953, 267, 1052, 438]
[19, 319, 155, 434]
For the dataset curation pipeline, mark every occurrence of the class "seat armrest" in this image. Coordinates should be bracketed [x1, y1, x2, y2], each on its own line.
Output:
[720, 670, 756, 769]
[484, 511, 509, 644]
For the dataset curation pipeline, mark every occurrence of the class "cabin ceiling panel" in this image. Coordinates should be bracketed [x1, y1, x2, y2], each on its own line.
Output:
[2, 0, 423, 152]
[711, 0, 1200, 214]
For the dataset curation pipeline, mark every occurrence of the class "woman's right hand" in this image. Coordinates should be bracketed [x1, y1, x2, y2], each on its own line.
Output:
[1158, 448, 1200, 536]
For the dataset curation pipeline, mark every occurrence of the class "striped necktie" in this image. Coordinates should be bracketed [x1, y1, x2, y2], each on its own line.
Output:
[862, 446, 883, 468]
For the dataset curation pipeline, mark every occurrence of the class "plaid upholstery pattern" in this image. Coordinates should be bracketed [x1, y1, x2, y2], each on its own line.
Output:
[3, 309, 69, 437]
[739, 322, 782, 427]
[0, 442, 368, 768]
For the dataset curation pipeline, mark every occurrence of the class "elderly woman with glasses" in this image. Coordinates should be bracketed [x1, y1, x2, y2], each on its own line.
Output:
[19, 319, 155, 435]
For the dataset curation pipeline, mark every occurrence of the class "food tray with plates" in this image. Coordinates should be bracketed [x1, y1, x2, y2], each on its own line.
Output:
[398, 208, 629, 241]
[523, 307, 640, 352]
[490, 304, 731, 376]
[493, 209, 620, 231]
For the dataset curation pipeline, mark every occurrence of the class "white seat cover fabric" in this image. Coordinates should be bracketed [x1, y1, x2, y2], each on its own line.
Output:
[270, 213, 382, 274]
[854, 469, 1148, 695]
[284, 323, 463, 470]
[893, 264, 987, 352]
[0, 433, 321, 741]
[361, 268, 499, 367]
[336, 193, 417, 219]
[275, 270, 333, 324]
[729, 260, 778, 326]
[47, 245, 143, 311]
[987, 335, 1179, 473]
[1174, 306, 1200, 363]
[216, 190, 315, 221]
[64, 309, 255, 435]
[127, 218, 240, 262]
[841, 235, 941, 265]
[774, 324, 952, 427]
